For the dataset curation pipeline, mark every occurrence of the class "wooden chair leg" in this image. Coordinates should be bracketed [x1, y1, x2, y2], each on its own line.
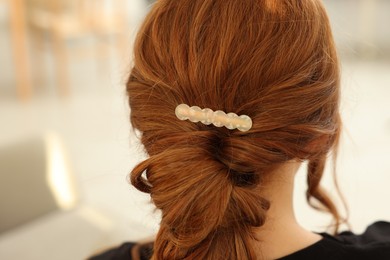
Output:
[9, 0, 33, 101]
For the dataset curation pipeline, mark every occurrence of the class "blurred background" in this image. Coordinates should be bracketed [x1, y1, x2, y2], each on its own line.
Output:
[0, 0, 389, 259]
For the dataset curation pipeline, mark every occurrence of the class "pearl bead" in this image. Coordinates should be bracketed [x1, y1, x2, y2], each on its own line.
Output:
[237, 115, 252, 132]
[189, 106, 202, 122]
[226, 113, 237, 129]
[175, 104, 190, 120]
[213, 110, 226, 127]
[201, 108, 214, 125]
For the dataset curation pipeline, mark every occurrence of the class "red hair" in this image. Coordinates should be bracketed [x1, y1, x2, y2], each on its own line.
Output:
[127, 0, 343, 259]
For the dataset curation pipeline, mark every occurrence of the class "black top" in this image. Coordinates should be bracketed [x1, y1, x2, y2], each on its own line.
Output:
[88, 221, 390, 260]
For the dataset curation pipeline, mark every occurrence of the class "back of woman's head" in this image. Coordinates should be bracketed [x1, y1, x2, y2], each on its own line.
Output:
[127, 0, 341, 259]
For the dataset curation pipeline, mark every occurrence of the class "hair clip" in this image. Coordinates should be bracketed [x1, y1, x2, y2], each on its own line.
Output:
[175, 104, 252, 132]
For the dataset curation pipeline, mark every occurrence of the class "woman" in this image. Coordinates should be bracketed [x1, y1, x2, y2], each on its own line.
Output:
[89, 0, 390, 259]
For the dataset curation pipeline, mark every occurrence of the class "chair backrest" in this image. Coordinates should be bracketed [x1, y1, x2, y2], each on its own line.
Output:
[26, 0, 79, 14]
[26, 0, 128, 34]
[0, 134, 77, 234]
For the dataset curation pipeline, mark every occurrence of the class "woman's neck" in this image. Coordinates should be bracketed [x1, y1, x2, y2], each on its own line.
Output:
[252, 161, 323, 260]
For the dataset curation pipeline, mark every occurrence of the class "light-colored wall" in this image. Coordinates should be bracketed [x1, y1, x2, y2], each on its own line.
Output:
[322, 0, 390, 58]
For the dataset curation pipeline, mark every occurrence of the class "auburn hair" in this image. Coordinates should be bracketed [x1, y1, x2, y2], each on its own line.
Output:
[127, 0, 344, 259]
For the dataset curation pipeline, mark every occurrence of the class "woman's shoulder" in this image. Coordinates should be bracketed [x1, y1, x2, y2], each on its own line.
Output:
[335, 221, 390, 256]
[87, 242, 135, 260]
[88, 222, 390, 260]
[337, 221, 390, 243]
[280, 221, 390, 260]
[87, 241, 153, 260]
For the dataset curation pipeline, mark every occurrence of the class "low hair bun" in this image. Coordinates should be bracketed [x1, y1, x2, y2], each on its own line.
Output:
[130, 131, 270, 259]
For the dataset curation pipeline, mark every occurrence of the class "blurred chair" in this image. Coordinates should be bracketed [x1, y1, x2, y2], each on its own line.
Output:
[0, 133, 113, 260]
[5, 0, 33, 100]
[0, 133, 78, 233]
[26, 0, 128, 96]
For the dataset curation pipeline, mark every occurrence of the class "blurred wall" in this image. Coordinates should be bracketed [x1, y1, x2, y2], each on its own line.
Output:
[324, 0, 390, 59]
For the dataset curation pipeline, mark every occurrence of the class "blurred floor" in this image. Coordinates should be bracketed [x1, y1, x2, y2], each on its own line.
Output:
[0, 0, 389, 259]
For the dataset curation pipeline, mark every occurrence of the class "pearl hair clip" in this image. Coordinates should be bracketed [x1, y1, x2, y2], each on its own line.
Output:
[175, 104, 253, 132]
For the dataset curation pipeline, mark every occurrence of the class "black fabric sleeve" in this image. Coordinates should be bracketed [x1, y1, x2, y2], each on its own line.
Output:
[87, 242, 135, 260]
